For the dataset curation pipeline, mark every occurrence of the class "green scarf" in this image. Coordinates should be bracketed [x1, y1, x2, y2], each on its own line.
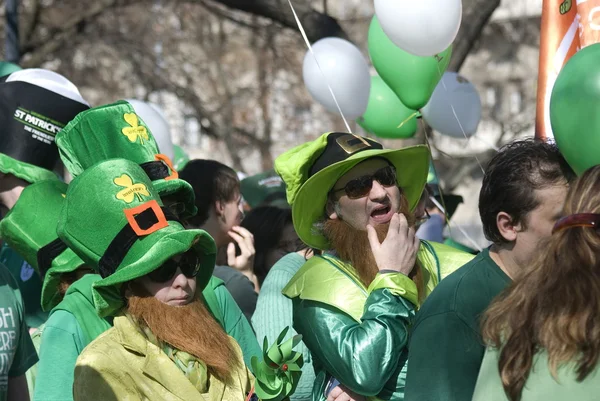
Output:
[51, 273, 112, 344]
[130, 314, 210, 393]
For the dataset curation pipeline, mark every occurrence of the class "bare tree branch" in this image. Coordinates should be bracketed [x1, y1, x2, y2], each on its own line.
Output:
[206, 0, 347, 41]
[20, 0, 119, 67]
[449, 0, 501, 71]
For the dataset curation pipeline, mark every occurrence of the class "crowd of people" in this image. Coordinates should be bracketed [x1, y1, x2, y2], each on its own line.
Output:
[0, 66, 598, 401]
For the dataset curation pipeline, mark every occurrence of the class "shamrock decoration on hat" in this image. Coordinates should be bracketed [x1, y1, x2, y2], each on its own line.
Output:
[56, 158, 216, 317]
[0, 68, 90, 184]
[251, 327, 304, 401]
[0, 180, 87, 311]
[56, 100, 197, 219]
[274, 132, 429, 250]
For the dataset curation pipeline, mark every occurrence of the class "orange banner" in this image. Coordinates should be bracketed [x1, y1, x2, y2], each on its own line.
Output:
[536, 0, 580, 140]
[536, 0, 600, 140]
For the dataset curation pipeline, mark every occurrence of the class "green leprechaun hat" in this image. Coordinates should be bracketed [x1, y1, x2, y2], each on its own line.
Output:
[55, 100, 197, 219]
[57, 158, 216, 317]
[0, 68, 90, 184]
[0, 180, 88, 311]
[274, 132, 429, 250]
[241, 169, 289, 209]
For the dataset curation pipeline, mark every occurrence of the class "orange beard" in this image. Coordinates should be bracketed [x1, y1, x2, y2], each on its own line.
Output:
[323, 198, 424, 300]
[127, 292, 239, 382]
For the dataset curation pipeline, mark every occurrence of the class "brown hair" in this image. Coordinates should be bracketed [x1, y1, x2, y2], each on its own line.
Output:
[481, 165, 600, 401]
[179, 159, 239, 227]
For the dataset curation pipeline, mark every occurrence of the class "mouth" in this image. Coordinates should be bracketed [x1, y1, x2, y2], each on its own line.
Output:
[370, 204, 393, 224]
[169, 296, 191, 306]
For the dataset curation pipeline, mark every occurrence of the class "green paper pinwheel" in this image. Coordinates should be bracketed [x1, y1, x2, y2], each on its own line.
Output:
[251, 327, 304, 401]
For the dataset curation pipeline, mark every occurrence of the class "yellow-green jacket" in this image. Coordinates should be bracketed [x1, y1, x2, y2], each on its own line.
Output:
[73, 315, 253, 401]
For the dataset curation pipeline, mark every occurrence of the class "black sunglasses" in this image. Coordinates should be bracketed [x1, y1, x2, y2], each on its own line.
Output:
[332, 165, 397, 199]
[147, 250, 202, 283]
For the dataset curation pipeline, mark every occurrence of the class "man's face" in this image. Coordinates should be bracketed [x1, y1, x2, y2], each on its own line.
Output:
[221, 190, 244, 233]
[328, 158, 402, 231]
[513, 184, 569, 267]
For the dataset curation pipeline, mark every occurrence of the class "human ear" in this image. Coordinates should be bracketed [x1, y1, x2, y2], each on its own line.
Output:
[496, 212, 518, 242]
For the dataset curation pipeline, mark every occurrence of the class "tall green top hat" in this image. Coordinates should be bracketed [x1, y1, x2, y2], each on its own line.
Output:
[274, 132, 429, 250]
[0, 180, 87, 311]
[57, 158, 216, 317]
[55, 100, 197, 219]
[0, 69, 90, 184]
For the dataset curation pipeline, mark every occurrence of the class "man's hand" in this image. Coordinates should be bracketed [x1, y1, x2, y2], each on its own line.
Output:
[327, 385, 366, 401]
[367, 213, 420, 276]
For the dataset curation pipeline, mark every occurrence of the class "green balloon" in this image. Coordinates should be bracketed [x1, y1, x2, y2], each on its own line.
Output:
[172, 144, 190, 171]
[550, 43, 600, 175]
[0, 61, 21, 78]
[357, 76, 417, 139]
[368, 16, 452, 110]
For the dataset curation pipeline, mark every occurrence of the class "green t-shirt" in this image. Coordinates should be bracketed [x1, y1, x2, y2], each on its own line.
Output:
[0, 262, 38, 399]
[405, 248, 511, 401]
[208, 277, 261, 369]
[473, 347, 600, 401]
[0, 244, 47, 328]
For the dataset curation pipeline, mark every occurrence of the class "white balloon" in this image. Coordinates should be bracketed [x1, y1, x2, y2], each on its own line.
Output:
[302, 38, 371, 119]
[126, 99, 175, 160]
[374, 0, 462, 57]
[7, 68, 89, 106]
[422, 72, 481, 138]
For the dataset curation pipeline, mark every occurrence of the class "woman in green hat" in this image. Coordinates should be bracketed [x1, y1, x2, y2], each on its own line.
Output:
[62, 159, 300, 401]
[56, 100, 262, 369]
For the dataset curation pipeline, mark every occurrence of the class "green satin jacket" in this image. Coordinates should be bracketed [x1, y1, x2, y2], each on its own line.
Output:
[282, 240, 473, 401]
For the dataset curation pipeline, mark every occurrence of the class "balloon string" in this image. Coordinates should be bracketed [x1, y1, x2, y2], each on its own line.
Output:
[287, 0, 353, 133]
[421, 118, 482, 252]
[434, 62, 486, 174]
[429, 196, 483, 252]
[396, 111, 419, 129]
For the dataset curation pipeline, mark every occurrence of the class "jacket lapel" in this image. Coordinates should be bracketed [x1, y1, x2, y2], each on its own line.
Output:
[116, 315, 209, 401]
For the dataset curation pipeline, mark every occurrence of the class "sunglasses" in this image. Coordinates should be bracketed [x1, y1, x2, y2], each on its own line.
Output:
[552, 213, 600, 234]
[147, 250, 202, 283]
[332, 165, 397, 199]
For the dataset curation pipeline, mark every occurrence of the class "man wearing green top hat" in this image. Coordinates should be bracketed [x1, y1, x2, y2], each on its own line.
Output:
[275, 132, 474, 401]
[65, 159, 301, 401]
[0, 180, 111, 401]
[56, 100, 261, 368]
[0, 68, 90, 333]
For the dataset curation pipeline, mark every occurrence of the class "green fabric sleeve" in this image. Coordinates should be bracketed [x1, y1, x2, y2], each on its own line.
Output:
[251, 253, 315, 401]
[405, 311, 485, 401]
[33, 310, 86, 401]
[213, 283, 261, 369]
[368, 272, 419, 306]
[293, 288, 415, 396]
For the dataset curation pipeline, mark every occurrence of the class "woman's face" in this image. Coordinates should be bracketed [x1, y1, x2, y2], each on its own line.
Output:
[137, 254, 198, 306]
[264, 223, 302, 270]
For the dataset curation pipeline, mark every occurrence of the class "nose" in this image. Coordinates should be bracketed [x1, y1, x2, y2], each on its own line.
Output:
[369, 180, 387, 201]
[171, 268, 190, 289]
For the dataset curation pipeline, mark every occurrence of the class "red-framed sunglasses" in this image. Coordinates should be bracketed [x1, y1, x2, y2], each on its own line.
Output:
[552, 213, 600, 234]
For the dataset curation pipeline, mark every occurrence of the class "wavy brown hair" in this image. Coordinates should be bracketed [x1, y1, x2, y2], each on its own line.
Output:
[481, 165, 600, 401]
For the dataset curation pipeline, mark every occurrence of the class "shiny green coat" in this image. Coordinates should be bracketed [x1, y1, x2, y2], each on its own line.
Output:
[283, 240, 473, 401]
